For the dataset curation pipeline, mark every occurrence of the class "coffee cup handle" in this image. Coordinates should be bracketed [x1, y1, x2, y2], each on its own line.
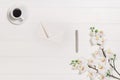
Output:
[19, 17, 24, 22]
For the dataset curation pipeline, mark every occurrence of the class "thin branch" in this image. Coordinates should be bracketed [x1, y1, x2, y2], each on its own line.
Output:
[101, 48, 120, 79]
[108, 59, 114, 68]
[101, 48, 106, 58]
[108, 74, 120, 80]
[108, 58, 120, 76]
[113, 58, 120, 76]
[88, 64, 98, 73]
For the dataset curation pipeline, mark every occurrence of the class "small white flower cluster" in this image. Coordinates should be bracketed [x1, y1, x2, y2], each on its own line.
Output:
[70, 51, 114, 80]
[90, 27, 104, 47]
[70, 27, 117, 80]
[89, 49, 114, 80]
[70, 59, 87, 74]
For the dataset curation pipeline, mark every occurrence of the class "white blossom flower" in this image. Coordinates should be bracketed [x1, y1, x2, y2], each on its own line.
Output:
[95, 30, 104, 38]
[90, 31, 95, 37]
[90, 36, 104, 46]
[97, 74, 106, 80]
[90, 37, 98, 46]
[105, 49, 114, 58]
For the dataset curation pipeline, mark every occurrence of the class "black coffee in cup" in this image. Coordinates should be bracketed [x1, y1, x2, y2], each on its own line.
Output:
[13, 8, 22, 18]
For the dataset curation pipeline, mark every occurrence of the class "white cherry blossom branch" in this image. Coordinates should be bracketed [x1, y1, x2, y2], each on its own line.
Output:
[70, 27, 120, 80]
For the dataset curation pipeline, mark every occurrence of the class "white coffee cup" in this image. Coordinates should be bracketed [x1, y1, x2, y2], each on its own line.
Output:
[7, 5, 26, 25]
[10, 8, 24, 21]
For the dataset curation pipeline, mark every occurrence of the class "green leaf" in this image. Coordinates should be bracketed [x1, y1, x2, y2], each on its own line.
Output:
[75, 60, 78, 63]
[106, 70, 111, 77]
[114, 54, 116, 59]
[90, 27, 95, 32]
[114, 54, 116, 57]
[110, 58, 114, 60]
[90, 27, 92, 30]
[72, 60, 74, 63]
[95, 29, 98, 33]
